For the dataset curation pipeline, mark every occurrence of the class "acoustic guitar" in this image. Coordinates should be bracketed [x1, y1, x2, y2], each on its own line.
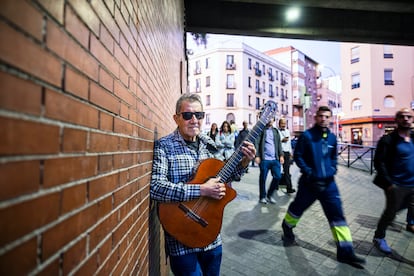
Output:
[158, 101, 277, 248]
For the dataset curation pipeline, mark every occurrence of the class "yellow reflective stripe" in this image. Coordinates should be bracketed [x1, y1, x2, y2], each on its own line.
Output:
[284, 213, 299, 227]
[331, 225, 352, 242]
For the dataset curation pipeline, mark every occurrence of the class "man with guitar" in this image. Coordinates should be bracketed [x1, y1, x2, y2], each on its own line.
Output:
[150, 93, 256, 275]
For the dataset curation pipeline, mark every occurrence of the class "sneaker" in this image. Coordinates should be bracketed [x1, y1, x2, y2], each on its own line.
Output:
[337, 253, 366, 265]
[286, 188, 296, 194]
[373, 238, 392, 254]
[266, 196, 276, 204]
[282, 221, 295, 246]
[259, 198, 267, 204]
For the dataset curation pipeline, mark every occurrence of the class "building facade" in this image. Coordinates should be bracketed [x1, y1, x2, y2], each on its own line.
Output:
[340, 43, 414, 146]
[265, 47, 319, 135]
[188, 41, 292, 132]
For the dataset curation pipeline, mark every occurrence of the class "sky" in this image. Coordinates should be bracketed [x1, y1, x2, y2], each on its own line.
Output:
[186, 33, 342, 76]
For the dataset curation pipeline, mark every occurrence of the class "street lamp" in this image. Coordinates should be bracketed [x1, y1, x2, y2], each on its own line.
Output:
[318, 65, 341, 136]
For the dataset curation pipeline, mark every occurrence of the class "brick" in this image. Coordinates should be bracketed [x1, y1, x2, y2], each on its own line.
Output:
[114, 117, 132, 135]
[88, 173, 119, 200]
[91, 0, 119, 43]
[90, 82, 120, 115]
[119, 102, 129, 119]
[0, 21, 61, 87]
[99, 67, 114, 92]
[38, 0, 64, 24]
[90, 35, 119, 76]
[72, 252, 98, 276]
[97, 196, 113, 220]
[43, 156, 97, 188]
[47, 21, 99, 81]
[0, 116, 60, 155]
[89, 213, 117, 250]
[98, 154, 113, 173]
[96, 238, 112, 268]
[65, 5, 90, 49]
[62, 127, 87, 153]
[42, 203, 98, 259]
[118, 136, 129, 151]
[45, 89, 99, 129]
[0, 0, 43, 41]
[0, 193, 60, 247]
[65, 66, 89, 100]
[0, 237, 37, 275]
[99, 24, 114, 54]
[62, 237, 87, 275]
[99, 111, 114, 132]
[61, 183, 87, 214]
[89, 132, 119, 153]
[113, 153, 134, 170]
[68, 0, 100, 37]
[114, 80, 135, 107]
[0, 160, 40, 201]
[0, 71, 42, 115]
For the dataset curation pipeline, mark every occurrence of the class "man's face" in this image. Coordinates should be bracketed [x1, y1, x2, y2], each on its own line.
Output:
[279, 121, 286, 130]
[243, 121, 248, 129]
[315, 111, 331, 129]
[173, 100, 204, 141]
[266, 118, 275, 128]
[396, 110, 413, 130]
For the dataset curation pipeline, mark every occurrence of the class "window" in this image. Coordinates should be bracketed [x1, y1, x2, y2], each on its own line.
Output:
[248, 95, 252, 106]
[226, 74, 235, 89]
[205, 113, 210, 125]
[383, 45, 393, 58]
[384, 69, 394, 85]
[255, 80, 260, 93]
[195, 78, 201, 92]
[248, 76, 251, 88]
[194, 60, 201, 74]
[351, 46, 360, 63]
[383, 95, 395, 108]
[255, 97, 260, 110]
[269, 84, 274, 97]
[206, 76, 210, 87]
[227, 93, 234, 107]
[249, 113, 252, 124]
[262, 81, 265, 92]
[206, 95, 211, 106]
[275, 86, 279, 96]
[351, 99, 362, 111]
[248, 58, 252, 69]
[226, 55, 235, 69]
[205, 57, 210, 68]
[351, 73, 360, 89]
[262, 65, 265, 75]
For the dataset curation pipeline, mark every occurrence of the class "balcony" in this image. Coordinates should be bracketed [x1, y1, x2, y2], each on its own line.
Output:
[268, 74, 274, 81]
[255, 68, 262, 77]
[226, 63, 236, 70]
[384, 80, 394, 85]
[194, 68, 201, 75]
[351, 83, 360, 89]
[281, 78, 288, 86]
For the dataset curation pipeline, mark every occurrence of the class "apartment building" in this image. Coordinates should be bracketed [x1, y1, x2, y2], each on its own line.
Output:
[265, 47, 319, 135]
[316, 77, 342, 135]
[340, 43, 414, 146]
[188, 41, 292, 132]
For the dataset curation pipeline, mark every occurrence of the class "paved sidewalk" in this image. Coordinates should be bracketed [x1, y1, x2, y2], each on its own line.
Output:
[220, 165, 414, 275]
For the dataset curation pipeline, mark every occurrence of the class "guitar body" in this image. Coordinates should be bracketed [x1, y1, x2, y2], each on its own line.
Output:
[158, 158, 237, 248]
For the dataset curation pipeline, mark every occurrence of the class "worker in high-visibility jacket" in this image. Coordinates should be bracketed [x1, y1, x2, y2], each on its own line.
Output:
[281, 106, 366, 266]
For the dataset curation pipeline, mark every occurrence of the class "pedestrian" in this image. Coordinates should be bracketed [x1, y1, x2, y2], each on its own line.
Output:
[235, 121, 250, 173]
[150, 93, 256, 275]
[278, 118, 295, 193]
[372, 107, 414, 254]
[281, 106, 366, 266]
[215, 121, 235, 161]
[207, 122, 219, 141]
[254, 117, 284, 204]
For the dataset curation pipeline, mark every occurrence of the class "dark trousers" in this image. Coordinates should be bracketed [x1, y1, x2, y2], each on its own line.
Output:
[259, 159, 281, 199]
[280, 151, 293, 191]
[375, 185, 414, 239]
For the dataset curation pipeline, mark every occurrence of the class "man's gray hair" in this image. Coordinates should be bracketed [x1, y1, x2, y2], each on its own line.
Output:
[175, 93, 203, 114]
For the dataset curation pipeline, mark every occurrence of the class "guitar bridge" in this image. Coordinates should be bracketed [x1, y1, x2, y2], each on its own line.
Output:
[178, 203, 208, 227]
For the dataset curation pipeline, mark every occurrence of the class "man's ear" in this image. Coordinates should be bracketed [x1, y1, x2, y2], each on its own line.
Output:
[173, 114, 179, 124]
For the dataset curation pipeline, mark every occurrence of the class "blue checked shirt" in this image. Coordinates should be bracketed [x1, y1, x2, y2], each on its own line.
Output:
[151, 129, 245, 256]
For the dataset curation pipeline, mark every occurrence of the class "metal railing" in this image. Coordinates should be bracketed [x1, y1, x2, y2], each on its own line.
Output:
[337, 143, 376, 174]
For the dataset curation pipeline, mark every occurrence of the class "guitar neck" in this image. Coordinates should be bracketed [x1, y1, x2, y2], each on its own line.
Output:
[217, 119, 267, 183]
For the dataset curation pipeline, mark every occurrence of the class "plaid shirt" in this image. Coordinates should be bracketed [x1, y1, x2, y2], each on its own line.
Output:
[151, 129, 245, 256]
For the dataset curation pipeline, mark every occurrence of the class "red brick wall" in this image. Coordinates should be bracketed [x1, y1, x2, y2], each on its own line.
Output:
[0, 0, 185, 275]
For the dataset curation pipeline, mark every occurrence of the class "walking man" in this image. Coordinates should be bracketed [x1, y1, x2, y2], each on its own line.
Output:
[372, 107, 414, 254]
[281, 106, 365, 266]
[278, 118, 295, 193]
[254, 117, 284, 204]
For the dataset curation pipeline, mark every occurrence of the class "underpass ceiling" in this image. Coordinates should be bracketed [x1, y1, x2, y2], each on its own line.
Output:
[184, 0, 414, 46]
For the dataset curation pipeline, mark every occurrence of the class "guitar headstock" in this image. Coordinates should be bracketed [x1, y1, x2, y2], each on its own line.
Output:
[258, 100, 277, 124]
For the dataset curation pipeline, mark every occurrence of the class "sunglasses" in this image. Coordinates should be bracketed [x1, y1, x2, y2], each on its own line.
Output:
[397, 114, 413, 119]
[178, 112, 205, 120]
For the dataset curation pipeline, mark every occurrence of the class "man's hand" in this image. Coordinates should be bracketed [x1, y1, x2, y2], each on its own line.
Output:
[240, 141, 256, 167]
[200, 177, 226, 199]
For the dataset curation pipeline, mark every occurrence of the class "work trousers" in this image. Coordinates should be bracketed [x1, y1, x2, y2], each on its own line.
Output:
[374, 185, 414, 239]
[279, 151, 293, 191]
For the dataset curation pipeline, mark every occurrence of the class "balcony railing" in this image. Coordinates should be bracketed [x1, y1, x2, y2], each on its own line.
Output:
[226, 63, 236, 70]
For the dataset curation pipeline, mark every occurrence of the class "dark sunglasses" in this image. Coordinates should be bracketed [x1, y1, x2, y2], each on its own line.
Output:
[178, 112, 205, 120]
[397, 114, 413, 119]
